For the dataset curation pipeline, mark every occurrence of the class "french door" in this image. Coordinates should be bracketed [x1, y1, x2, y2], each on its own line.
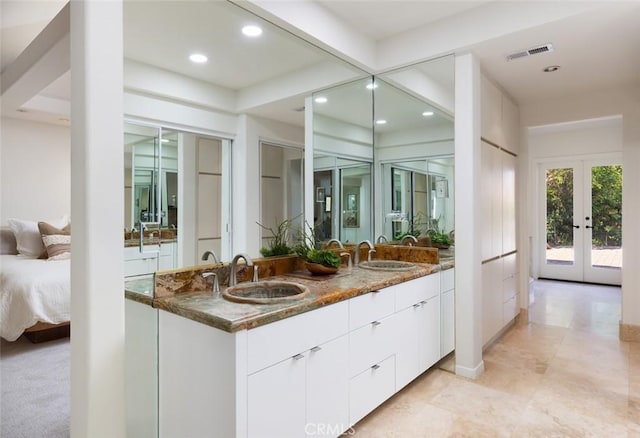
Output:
[539, 158, 622, 285]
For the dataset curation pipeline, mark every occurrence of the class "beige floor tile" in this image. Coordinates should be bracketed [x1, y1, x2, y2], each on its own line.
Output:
[531, 376, 629, 425]
[475, 358, 545, 399]
[513, 399, 629, 438]
[429, 378, 526, 435]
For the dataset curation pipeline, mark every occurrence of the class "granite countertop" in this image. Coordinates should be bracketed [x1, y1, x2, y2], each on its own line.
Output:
[125, 277, 155, 305]
[133, 263, 440, 333]
[124, 238, 177, 248]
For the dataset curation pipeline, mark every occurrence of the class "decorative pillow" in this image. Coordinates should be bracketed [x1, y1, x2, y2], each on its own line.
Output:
[7, 215, 69, 258]
[38, 222, 71, 260]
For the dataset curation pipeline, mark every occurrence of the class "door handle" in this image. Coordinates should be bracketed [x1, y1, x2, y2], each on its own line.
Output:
[573, 225, 580, 229]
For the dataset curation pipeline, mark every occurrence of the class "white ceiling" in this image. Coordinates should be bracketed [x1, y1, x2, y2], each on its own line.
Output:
[123, 1, 332, 90]
[316, 0, 491, 41]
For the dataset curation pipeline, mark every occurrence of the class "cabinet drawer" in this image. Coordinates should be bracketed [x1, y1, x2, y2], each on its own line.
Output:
[441, 268, 454, 292]
[349, 355, 395, 426]
[503, 295, 518, 325]
[395, 274, 440, 311]
[349, 287, 395, 331]
[349, 313, 396, 377]
[248, 300, 348, 374]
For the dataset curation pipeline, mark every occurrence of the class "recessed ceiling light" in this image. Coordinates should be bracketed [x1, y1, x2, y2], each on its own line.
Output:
[161, 138, 169, 143]
[189, 53, 208, 64]
[543, 65, 560, 73]
[366, 82, 378, 90]
[242, 25, 263, 37]
[314, 96, 328, 104]
[422, 111, 434, 117]
[376, 119, 387, 125]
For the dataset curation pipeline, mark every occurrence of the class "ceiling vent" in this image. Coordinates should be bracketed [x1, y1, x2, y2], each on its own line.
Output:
[506, 43, 554, 61]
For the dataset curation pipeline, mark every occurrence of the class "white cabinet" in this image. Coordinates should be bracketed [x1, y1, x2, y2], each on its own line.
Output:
[124, 242, 176, 277]
[502, 94, 520, 153]
[246, 301, 349, 438]
[502, 253, 519, 325]
[307, 336, 350, 437]
[481, 141, 503, 261]
[482, 258, 503, 346]
[248, 354, 307, 438]
[481, 75, 503, 146]
[483, 254, 519, 346]
[394, 275, 441, 391]
[349, 355, 395, 426]
[440, 268, 455, 357]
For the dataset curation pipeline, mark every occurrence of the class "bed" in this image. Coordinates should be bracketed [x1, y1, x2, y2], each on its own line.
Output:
[0, 227, 70, 342]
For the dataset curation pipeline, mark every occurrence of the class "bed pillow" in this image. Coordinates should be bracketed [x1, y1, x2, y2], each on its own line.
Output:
[0, 227, 18, 255]
[38, 222, 71, 260]
[7, 216, 69, 258]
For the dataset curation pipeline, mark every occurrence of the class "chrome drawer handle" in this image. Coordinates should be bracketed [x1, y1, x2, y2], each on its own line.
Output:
[371, 321, 382, 327]
[413, 303, 421, 308]
[371, 364, 381, 370]
[292, 353, 305, 360]
[310, 346, 322, 353]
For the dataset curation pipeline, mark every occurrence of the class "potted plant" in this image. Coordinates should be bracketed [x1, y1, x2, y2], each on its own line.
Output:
[294, 223, 341, 275]
[257, 219, 295, 257]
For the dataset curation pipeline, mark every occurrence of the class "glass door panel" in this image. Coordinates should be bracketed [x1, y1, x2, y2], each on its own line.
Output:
[539, 159, 621, 285]
[545, 167, 576, 267]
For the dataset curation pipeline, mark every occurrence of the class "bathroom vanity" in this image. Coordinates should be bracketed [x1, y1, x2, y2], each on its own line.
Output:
[126, 255, 455, 438]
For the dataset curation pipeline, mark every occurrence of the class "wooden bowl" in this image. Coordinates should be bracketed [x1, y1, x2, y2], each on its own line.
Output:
[305, 262, 338, 276]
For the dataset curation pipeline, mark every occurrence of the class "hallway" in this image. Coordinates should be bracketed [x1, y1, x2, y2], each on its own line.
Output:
[350, 280, 639, 437]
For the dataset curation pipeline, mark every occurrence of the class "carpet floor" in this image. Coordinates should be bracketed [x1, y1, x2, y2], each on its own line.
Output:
[0, 335, 70, 438]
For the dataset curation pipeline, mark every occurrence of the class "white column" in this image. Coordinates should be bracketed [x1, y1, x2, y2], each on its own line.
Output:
[621, 105, 640, 328]
[70, 1, 125, 437]
[453, 53, 484, 378]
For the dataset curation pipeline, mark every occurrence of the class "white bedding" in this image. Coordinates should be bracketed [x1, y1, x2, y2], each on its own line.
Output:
[0, 255, 70, 341]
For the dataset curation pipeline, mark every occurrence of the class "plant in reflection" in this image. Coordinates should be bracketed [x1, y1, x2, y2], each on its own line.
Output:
[426, 216, 453, 248]
[257, 218, 295, 257]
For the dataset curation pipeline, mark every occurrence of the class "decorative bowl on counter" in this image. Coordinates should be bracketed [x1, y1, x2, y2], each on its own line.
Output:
[305, 262, 338, 276]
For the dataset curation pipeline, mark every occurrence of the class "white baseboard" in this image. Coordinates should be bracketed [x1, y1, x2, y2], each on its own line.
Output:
[455, 360, 485, 379]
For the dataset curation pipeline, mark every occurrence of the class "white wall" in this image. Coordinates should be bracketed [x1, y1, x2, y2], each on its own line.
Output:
[0, 117, 70, 223]
[520, 85, 640, 327]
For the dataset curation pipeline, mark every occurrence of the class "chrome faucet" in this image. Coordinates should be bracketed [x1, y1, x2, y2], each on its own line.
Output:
[367, 248, 377, 262]
[202, 272, 220, 297]
[376, 235, 388, 243]
[229, 253, 257, 286]
[325, 238, 344, 249]
[201, 250, 219, 263]
[401, 235, 418, 246]
[354, 240, 374, 265]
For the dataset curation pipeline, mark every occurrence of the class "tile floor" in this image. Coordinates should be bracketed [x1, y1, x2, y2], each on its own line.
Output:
[349, 279, 639, 437]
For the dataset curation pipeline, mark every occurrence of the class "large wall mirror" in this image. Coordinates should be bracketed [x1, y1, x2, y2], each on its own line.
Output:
[123, 1, 366, 265]
[312, 78, 374, 243]
[375, 56, 455, 243]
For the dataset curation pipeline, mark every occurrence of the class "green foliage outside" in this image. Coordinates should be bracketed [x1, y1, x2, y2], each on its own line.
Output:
[546, 165, 621, 248]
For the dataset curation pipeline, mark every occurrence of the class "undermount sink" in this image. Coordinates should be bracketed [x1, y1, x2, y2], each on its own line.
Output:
[358, 260, 417, 271]
[222, 281, 310, 304]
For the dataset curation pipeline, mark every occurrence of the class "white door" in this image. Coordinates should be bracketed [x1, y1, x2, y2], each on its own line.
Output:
[539, 159, 622, 285]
